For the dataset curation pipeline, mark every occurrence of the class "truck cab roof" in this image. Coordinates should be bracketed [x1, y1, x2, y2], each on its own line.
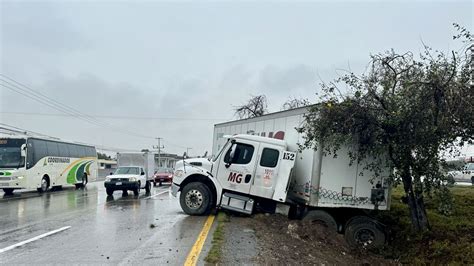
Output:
[227, 134, 287, 148]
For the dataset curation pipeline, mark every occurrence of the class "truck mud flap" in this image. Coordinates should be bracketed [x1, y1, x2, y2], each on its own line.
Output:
[220, 192, 254, 215]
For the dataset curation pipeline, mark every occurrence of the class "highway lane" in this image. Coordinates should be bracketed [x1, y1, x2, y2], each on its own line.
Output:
[0, 182, 209, 264]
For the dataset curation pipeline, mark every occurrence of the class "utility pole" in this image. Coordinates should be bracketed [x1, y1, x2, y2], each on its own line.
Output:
[153, 138, 164, 167]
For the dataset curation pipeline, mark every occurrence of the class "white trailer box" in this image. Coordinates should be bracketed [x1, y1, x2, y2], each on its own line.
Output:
[213, 107, 391, 211]
[117, 152, 156, 180]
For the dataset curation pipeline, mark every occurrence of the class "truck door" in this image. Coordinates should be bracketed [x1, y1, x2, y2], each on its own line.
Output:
[216, 140, 259, 195]
[250, 146, 281, 199]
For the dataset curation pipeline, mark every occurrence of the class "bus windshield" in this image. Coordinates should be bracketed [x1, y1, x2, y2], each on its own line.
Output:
[0, 139, 26, 169]
[115, 167, 139, 175]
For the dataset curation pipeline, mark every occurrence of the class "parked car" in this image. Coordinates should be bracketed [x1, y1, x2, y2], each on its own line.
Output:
[104, 166, 151, 196]
[448, 163, 474, 184]
[153, 167, 174, 186]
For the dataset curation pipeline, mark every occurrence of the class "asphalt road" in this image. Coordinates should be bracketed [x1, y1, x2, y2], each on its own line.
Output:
[0, 182, 209, 265]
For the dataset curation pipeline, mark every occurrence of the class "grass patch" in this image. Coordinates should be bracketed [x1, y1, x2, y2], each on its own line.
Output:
[376, 185, 474, 264]
[205, 212, 229, 264]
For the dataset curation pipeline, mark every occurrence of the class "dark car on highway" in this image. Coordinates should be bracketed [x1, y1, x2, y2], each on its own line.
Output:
[153, 167, 173, 186]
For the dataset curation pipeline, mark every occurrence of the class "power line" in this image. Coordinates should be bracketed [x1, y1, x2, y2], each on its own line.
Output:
[0, 111, 228, 121]
[0, 74, 156, 140]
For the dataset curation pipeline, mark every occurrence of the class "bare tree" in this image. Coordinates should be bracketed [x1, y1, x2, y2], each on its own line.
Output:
[281, 97, 311, 110]
[234, 95, 268, 119]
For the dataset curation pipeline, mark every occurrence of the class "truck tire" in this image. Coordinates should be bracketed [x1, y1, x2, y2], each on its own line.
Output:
[302, 210, 338, 232]
[145, 181, 151, 194]
[3, 188, 14, 195]
[106, 188, 114, 196]
[344, 216, 386, 249]
[133, 182, 140, 196]
[180, 182, 212, 215]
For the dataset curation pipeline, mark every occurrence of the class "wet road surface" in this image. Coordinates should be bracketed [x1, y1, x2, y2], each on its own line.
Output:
[0, 182, 209, 264]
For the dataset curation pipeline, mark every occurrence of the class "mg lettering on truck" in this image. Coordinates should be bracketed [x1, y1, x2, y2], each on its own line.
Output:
[228, 172, 242, 183]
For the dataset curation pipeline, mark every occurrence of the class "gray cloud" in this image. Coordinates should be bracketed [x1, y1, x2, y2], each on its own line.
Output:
[1, 1, 472, 156]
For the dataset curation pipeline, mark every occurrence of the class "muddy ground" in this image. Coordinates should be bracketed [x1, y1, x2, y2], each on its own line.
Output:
[221, 212, 395, 265]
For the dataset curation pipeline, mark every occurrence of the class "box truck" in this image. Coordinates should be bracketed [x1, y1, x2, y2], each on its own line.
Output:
[116, 152, 156, 179]
[171, 107, 391, 248]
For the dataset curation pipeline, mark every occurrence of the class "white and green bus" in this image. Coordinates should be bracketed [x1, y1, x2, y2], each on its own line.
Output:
[0, 136, 98, 195]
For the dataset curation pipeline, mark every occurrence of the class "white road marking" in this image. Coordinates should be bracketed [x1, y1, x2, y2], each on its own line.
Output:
[0, 226, 71, 253]
[144, 189, 169, 199]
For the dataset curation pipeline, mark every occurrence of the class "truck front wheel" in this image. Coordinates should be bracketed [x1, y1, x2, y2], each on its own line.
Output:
[180, 182, 212, 215]
[106, 188, 114, 196]
[344, 216, 386, 249]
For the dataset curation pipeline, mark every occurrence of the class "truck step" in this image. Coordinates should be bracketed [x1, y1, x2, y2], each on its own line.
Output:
[220, 192, 254, 215]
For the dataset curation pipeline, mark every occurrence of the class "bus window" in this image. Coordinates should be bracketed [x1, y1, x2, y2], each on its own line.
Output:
[34, 140, 48, 164]
[68, 145, 79, 158]
[88, 147, 96, 157]
[47, 141, 60, 157]
[58, 143, 70, 157]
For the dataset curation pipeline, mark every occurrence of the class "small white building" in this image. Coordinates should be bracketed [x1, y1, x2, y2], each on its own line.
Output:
[98, 159, 117, 169]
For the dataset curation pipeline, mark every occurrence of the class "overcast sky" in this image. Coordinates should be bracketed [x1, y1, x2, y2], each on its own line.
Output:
[0, 0, 472, 156]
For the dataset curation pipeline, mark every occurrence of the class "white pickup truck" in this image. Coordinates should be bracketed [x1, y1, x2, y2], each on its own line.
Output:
[104, 166, 151, 196]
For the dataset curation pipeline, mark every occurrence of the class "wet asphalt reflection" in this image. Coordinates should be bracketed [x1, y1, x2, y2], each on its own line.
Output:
[0, 182, 208, 264]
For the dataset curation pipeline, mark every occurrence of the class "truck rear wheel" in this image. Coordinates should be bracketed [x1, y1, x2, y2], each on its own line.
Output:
[344, 216, 385, 249]
[302, 210, 338, 232]
[145, 181, 151, 194]
[180, 182, 212, 215]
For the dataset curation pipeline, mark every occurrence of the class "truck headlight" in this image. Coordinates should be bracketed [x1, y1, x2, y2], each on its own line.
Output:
[174, 170, 184, 177]
[129, 177, 137, 182]
[105, 177, 111, 182]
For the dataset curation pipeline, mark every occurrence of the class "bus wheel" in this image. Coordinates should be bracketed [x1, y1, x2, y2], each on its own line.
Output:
[3, 188, 14, 195]
[302, 210, 338, 232]
[344, 216, 386, 249]
[37, 177, 49, 193]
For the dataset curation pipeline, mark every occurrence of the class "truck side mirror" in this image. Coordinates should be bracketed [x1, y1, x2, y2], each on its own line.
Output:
[141, 171, 145, 175]
[225, 144, 236, 168]
[110, 172, 113, 175]
[20, 144, 26, 157]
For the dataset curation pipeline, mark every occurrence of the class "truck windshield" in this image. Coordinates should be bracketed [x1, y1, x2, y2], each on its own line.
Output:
[0, 139, 26, 169]
[115, 167, 139, 175]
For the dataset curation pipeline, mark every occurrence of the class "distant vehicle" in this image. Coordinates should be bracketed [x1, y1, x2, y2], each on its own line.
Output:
[449, 163, 474, 183]
[153, 167, 173, 186]
[117, 152, 156, 180]
[0, 136, 98, 195]
[104, 166, 151, 196]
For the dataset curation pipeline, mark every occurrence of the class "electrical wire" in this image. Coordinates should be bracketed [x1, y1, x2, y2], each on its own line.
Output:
[0, 123, 140, 153]
[0, 111, 227, 121]
[0, 74, 156, 140]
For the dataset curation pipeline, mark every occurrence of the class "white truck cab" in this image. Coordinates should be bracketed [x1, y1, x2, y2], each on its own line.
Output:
[172, 134, 296, 215]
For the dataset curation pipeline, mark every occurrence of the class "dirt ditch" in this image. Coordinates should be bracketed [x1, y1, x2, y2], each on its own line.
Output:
[223, 213, 395, 265]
